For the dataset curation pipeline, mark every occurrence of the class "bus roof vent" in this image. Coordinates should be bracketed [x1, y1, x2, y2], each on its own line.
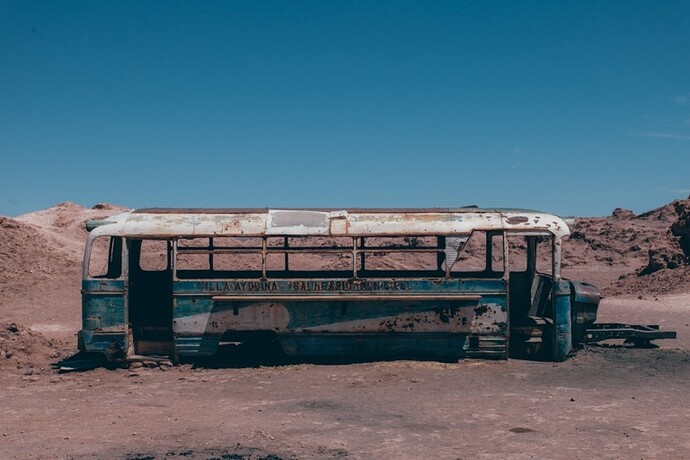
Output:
[266, 210, 330, 235]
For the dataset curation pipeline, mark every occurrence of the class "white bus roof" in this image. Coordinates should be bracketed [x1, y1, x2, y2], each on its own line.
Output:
[87, 208, 570, 240]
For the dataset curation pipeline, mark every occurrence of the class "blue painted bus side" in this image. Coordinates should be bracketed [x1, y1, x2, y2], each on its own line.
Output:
[78, 279, 128, 357]
[78, 276, 576, 361]
[552, 280, 573, 361]
[171, 278, 509, 359]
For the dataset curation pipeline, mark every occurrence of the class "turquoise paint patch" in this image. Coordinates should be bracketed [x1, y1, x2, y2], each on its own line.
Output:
[552, 280, 573, 362]
[174, 297, 214, 318]
[82, 294, 125, 330]
[78, 331, 127, 354]
[83, 279, 125, 292]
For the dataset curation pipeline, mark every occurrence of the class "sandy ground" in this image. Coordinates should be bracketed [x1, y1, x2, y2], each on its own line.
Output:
[1, 299, 688, 460]
[0, 321, 688, 459]
[1, 202, 689, 459]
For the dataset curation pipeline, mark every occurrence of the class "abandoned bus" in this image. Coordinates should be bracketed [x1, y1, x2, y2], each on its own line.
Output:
[79, 208, 601, 362]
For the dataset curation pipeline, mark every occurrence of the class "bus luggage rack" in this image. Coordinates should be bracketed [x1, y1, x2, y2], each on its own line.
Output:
[584, 323, 677, 347]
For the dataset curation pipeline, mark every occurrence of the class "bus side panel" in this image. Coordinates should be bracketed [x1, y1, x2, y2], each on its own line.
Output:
[78, 279, 128, 357]
[172, 295, 221, 355]
[172, 279, 508, 359]
[174, 299, 506, 334]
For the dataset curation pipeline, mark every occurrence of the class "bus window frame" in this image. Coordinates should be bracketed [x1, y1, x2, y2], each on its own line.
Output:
[137, 239, 173, 272]
[504, 231, 557, 279]
[171, 231, 511, 281]
[85, 235, 125, 280]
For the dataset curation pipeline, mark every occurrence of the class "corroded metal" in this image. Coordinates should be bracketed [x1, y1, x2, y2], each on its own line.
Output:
[79, 207, 581, 362]
[583, 323, 677, 345]
[87, 208, 570, 239]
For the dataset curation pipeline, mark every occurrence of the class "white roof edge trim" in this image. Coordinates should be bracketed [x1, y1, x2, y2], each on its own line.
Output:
[86, 209, 570, 239]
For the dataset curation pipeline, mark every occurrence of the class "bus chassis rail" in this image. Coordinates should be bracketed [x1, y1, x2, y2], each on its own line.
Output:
[583, 323, 677, 347]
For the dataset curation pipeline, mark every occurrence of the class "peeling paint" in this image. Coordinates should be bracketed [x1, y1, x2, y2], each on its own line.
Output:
[79, 207, 579, 362]
[506, 216, 529, 225]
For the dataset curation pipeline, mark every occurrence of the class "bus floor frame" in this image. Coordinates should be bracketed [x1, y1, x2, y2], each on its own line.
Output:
[584, 323, 677, 348]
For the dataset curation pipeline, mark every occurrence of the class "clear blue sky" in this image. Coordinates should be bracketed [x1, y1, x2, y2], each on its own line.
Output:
[2, 1, 689, 217]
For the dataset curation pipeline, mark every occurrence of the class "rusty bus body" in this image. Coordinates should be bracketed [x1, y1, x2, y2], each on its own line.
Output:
[79, 208, 601, 362]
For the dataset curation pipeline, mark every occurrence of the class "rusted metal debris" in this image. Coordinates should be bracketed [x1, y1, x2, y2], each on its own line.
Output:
[583, 323, 677, 347]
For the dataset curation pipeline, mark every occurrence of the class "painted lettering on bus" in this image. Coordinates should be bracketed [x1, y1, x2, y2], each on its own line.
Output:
[201, 281, 279, 292]
[289, 280, 407, 291]
[199, 280, 408, 292]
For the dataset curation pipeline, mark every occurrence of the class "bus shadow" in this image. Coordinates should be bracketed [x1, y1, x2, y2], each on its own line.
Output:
[586, 341, 659, 349]
[188, 343, 462, 369]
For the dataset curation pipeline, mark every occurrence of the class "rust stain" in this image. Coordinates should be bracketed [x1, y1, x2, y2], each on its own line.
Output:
[474, 305, 489, 316]
[506, 216, 529, 225]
